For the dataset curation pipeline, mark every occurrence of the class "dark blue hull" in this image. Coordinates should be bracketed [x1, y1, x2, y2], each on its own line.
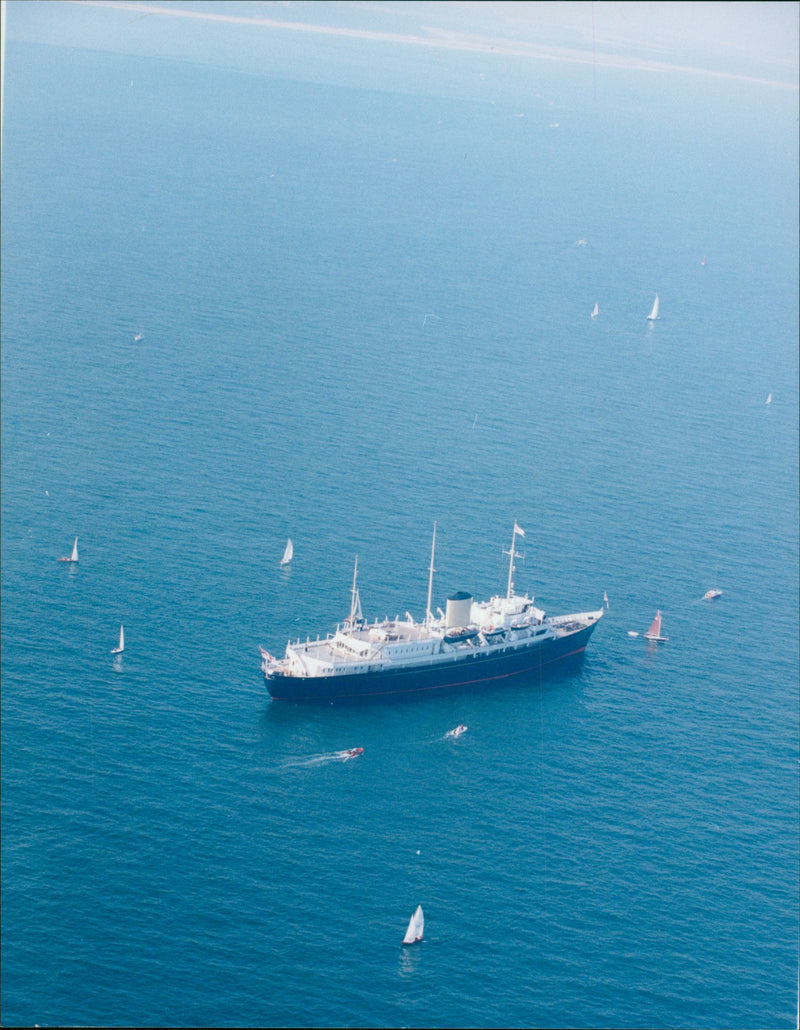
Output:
[265, 621, 598, 703]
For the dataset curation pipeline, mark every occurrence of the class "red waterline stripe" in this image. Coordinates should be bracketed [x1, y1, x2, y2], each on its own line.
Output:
[269, 645, 587, 702]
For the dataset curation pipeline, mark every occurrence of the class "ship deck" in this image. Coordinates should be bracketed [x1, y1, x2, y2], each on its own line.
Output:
[274, 607, 603, 680]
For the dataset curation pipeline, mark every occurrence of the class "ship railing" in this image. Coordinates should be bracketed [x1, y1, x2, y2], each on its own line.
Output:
[548, 609, 604, 634]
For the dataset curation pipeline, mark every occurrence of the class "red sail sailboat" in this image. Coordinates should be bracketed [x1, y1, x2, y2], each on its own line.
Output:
[644, 610, 668, 642]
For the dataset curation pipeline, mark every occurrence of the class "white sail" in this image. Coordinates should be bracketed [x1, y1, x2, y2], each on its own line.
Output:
[766, 392, 772, 405]
[281, 538, 293, 565]
[647, 295, 660, 320]
[111, 625, 124, 654]
[403, 904, 424, 945]
[591, 303, 599, 318]
[58, 536, 78, 562]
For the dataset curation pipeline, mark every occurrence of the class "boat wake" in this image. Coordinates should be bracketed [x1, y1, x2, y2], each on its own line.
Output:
[282, 748, 363, 769]
[398, 946, 422, 977]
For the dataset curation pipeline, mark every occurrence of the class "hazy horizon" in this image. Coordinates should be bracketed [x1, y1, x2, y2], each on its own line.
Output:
[5, 0, 799, 92]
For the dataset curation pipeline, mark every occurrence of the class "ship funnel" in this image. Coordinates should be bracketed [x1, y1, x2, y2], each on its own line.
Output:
[445, 591, 473, 629]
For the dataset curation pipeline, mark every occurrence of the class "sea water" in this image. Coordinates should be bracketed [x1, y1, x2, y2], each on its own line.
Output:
[2, 37, 798, 1029]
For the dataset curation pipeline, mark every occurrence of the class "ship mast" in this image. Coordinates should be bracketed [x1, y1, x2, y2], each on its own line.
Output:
[348, 555, 359, 627]
[505, 522, 524, 599]
[425, 522, 437, 628]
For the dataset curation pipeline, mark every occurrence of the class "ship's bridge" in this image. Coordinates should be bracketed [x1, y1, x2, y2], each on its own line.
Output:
[471, 594, 546, 629]
[330, 631, 373, 658]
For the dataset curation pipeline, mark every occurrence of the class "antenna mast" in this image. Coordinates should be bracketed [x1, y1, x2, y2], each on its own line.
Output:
[505, 522, 525, 599]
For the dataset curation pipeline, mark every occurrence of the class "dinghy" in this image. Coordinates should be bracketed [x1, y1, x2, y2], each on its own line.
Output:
[57, 537, 79, 563]
[647, 295, 660, 320]
[644, 609, 668, 642]
[280, 538, 294, 566]
[111, 625, 125, 654]
[402, 905, 424, 946]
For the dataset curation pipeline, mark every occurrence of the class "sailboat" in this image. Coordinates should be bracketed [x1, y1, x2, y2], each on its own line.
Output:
[644, 609, 668, 641]
[703, 571, 722, 601]
[280, 538, 293, 566]
[591, 302, 599, 318]
[402, 905, 424, 946]
[111, 625, 125, 654]
[647, 295, 660, 321]
[766, 393, 772, 405]
[57, 536, 79, 563]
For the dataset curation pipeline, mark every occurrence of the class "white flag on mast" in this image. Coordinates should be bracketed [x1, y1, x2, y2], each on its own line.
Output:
[514, 522, 525, 537]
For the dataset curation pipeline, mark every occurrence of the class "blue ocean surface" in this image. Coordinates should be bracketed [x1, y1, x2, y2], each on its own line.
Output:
[2, 33, 798, 1030]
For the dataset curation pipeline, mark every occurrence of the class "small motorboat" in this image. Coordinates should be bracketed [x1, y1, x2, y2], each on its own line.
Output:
[481, 626, 506, 640]
[447, 725, 468, 738]
[344, 747, 363, 759]
[445, 627, 478, 643]
[703, 570, 722, 600]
